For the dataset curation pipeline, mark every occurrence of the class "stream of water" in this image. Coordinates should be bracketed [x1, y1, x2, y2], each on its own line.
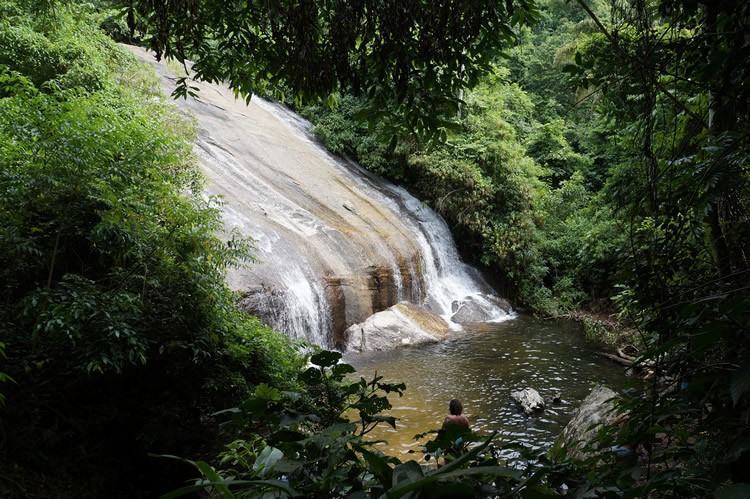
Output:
[346, 316, 627, 456]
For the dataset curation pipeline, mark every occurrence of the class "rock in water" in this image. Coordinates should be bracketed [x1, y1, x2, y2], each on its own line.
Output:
[511, 388, 545, 415]
[555, 385, 618, 460]
[342, 302, 450, 352]
[451, 293, 512, 324]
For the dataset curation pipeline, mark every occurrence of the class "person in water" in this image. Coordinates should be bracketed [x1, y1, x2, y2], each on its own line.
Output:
[443, 399, 470, 429]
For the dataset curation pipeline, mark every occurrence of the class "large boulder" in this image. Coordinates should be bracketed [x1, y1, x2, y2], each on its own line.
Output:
[555, 385, 618, 460]
[511, 388, 545, 415]
[343, 302, 450, 352]
[451, 293, 512, 324]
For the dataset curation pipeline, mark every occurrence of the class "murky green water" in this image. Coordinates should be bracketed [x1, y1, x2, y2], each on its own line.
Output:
[345, 316, 626, 456]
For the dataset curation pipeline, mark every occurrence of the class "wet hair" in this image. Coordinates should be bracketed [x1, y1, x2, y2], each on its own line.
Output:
[449, 399, 463, 416]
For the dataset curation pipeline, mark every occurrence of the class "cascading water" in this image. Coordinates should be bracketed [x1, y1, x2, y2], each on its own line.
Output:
[129, 45, 512, 347]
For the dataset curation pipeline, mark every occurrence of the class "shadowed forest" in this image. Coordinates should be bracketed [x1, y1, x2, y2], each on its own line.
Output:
[1, 0, 748, 497]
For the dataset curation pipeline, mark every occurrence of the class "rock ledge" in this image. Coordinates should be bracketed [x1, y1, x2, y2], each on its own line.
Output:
[556, 385, 618, 460]
[342, 302, 450, 352]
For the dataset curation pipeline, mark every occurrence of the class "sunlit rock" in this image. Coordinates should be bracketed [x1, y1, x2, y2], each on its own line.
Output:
[555, 385, 618, 460]
[511, 388, 545, 415]
[451, 293, 512, 324]
[126, 45, 511, 348]
[342, 302, 450, 352]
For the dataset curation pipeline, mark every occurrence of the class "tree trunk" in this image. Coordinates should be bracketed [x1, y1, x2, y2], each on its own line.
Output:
[704, 2, 734, 278]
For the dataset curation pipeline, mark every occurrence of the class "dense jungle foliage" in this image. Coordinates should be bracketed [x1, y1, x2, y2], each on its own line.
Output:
[0, 3, 303, 496]
[299, 2, 750, 494]
[302, 0, 750, 496]
[1, 0, 749, 497]
[300, 1, 625, 316]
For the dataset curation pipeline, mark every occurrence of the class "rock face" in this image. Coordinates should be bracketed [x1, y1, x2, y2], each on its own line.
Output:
[451, 294, 512, 324]
[556, 385, 618, 460]
[126, 45, 507, 348]
[342, 302, 450, 352]
[511, 388, 545, 415]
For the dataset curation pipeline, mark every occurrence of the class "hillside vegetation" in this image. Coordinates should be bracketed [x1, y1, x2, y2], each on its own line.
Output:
[0, 3, 302, 495]
[1, 0, 748, 497]
[301, 1, 627, 317]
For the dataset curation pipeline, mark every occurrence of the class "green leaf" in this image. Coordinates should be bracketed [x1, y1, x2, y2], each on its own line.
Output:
[161, 484, 210, 499]
[160, 480, 296, 499]
[431, 432, 497, 476]
[300, 366, 323, 384]
[357, 446, 394, 488]
[363, 414, 397, 430]
[332, 362, 356, 377]
[254, 383, 282, 401]
[387, 466, 520, 498]
[521, 484, 557, 498]
[194, 461, 234, 499]
[434, 466, 521, 481]
[391, 460, 424, 488]
[271, 428, 306, 442]
[212, 407, 241, 417]
[310, 350, 342, 368]
[240, 397, 270, 416]
[253, 446, 283, 477]
[715, 483, 750, 499]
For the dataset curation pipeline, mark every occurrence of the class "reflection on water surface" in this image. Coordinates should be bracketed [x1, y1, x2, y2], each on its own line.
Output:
[345, 316, 626, 456]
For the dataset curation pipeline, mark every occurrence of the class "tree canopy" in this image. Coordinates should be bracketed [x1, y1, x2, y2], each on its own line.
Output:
[116, 0, 539, 141]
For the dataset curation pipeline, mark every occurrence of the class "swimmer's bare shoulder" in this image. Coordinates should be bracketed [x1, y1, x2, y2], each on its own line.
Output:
[443, 414, 470, 429]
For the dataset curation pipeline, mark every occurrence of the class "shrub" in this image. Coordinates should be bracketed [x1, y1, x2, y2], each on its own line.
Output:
[0, 3, 303, 495]
[165, 352, 558, 499]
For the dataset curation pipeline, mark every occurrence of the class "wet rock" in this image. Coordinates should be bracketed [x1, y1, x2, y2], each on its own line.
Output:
[451, 294, 512, 324]
[323, 276, 348, 348]
[544, 392, 563, 405]
[343, 302, 450, 352]
[238, 285, 285, 324]
[555, 385, 618, 460]
[126, 44, 507, 347]
[366, 265, 400, 313]
[423, 295, 445, 314]
[511, 388, 545, 415]
[488, 295, 512, 312]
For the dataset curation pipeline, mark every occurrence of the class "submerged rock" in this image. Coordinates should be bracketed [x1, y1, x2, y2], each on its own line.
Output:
[511, 388, 545, 415]
[451, 294, 512, 324]
[342, 302, 450, 352]
[555, 385, 618, 460]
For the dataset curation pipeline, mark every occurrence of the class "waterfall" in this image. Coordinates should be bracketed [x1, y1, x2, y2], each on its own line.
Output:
[128, 45, 512, 348]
